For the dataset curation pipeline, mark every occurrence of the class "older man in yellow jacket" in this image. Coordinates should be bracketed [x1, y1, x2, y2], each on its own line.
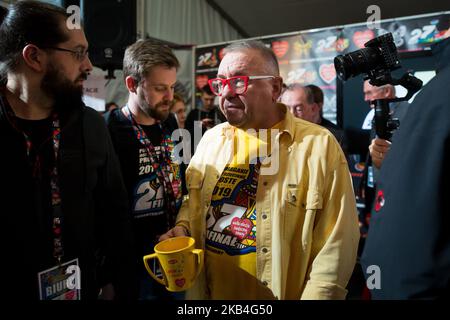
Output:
[160, 40, 359, 300]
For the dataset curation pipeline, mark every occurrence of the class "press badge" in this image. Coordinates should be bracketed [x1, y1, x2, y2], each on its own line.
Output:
[38, 258, 81, 300]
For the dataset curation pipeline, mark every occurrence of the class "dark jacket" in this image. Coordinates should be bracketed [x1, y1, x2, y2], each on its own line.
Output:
[361, 37, 450, 299]
[185, 107, 226, 155]
[0, 96, 136, 300]
[320, 117, 348, 155]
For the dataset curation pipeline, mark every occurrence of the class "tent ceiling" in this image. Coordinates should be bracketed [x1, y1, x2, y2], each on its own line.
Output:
[211, 0, 450, 38]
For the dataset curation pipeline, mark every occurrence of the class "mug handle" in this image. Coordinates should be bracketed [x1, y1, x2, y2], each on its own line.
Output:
[142, 254, 166, 286]
[192, 249, 204, 280]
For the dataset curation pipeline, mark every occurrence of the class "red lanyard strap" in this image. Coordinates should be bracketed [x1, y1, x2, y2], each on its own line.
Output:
[4, 103, 64, 264]
[122, 106, 181, 229]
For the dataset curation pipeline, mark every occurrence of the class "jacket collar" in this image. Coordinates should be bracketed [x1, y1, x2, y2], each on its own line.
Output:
[219, 103, 295, 143]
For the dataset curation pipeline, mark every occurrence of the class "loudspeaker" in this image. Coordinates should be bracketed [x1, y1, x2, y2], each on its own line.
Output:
[81, 0, 137, 71]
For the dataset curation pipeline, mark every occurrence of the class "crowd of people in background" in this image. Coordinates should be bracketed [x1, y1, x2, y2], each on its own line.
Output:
[1, 0, 449, 301]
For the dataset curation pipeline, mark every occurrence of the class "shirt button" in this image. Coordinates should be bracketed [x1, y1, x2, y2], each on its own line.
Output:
[262, 247, 269, 254]
[262, 281, 269, 286]
[263, 182, 268, 186]
[262, 214, 268, 220]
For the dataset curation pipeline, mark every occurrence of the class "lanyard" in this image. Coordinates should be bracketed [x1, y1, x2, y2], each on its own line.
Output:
[4, 103, 64, 264]
[122, 106, 181, 229]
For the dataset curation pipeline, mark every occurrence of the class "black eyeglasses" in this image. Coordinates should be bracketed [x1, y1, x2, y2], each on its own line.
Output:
[41, 46, 89, 62]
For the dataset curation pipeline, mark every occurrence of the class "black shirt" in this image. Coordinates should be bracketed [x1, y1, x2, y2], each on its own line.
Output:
[14, 116, 56, 272]
[105, 109, 186, 267]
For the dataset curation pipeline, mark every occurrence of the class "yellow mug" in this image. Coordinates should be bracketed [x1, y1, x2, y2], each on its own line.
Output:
[143, 236, 204, 292]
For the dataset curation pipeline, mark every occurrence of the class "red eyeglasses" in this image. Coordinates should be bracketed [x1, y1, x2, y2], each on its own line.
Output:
[208, 75, 276, 96]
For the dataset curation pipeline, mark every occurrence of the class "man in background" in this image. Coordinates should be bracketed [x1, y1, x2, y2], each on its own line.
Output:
[362, 81, 409, 170]
[185, 84, 226, 154]
[280, 83, 347, 152]
[359, 80, 410, 237]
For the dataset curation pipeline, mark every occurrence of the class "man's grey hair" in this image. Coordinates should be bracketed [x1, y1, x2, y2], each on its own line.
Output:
[224, 40, 280, 75]
[364, 80, 396, 96]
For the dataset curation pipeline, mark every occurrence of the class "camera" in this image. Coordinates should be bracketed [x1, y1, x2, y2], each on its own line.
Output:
[334, 33, 401, 83]
[334, 32, 422, 140]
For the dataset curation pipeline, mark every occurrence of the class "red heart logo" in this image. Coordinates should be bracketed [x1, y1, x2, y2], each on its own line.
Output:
[352, 30, 375, 48]
[230, 217, 253, 240]
[175, 278, 186, 288]
[375, 190, 385, 212]
[196, 75, 209, 89]
[272, 41, 289, 58]
[319, 64, 336, 84]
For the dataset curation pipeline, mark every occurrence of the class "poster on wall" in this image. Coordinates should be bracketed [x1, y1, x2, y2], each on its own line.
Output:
[194, 12, 450, 125]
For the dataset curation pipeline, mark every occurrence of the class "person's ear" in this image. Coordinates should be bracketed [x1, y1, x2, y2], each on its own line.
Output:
[125, 76, 138, 94]
[312, 102, 320, 113]
[22, 44, 46, 73]
[272, 76, 283, 102]
[383, 87, 392, 99]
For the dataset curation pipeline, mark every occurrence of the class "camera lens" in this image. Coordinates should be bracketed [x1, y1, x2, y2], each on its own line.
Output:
[334, 55, 351, 81]
[334, 47, 382, 81]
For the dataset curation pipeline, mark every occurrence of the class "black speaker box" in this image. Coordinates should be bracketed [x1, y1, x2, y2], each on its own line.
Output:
[81, 0, 137, 71]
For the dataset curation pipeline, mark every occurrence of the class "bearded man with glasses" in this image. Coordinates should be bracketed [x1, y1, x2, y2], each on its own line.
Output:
[0, 1, 135, 300]
[160, 40, 359, 300]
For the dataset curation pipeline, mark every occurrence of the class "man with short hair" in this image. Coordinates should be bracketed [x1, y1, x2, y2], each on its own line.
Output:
[280, 83, 347, 152]
[105, 40, 186, 300]
[185, 84, 226, 154]
[362, 80, 409, 169]
[0, 1, 135, 300]
[359, 81, 410, 236]
[186, 85, 224, 130]
[161, 40, 359, 300]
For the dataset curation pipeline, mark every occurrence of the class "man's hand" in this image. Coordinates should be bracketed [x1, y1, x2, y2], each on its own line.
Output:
[159, 225, 189, 242]
[369, 138, 391, 169]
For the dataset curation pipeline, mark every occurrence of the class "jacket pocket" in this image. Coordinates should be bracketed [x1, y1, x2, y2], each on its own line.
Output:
[283, 186, 305, 242]
[283, 186, 322, 251]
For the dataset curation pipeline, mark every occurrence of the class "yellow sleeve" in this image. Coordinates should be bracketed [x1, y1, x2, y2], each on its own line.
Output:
[301, 148, 360, 300]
